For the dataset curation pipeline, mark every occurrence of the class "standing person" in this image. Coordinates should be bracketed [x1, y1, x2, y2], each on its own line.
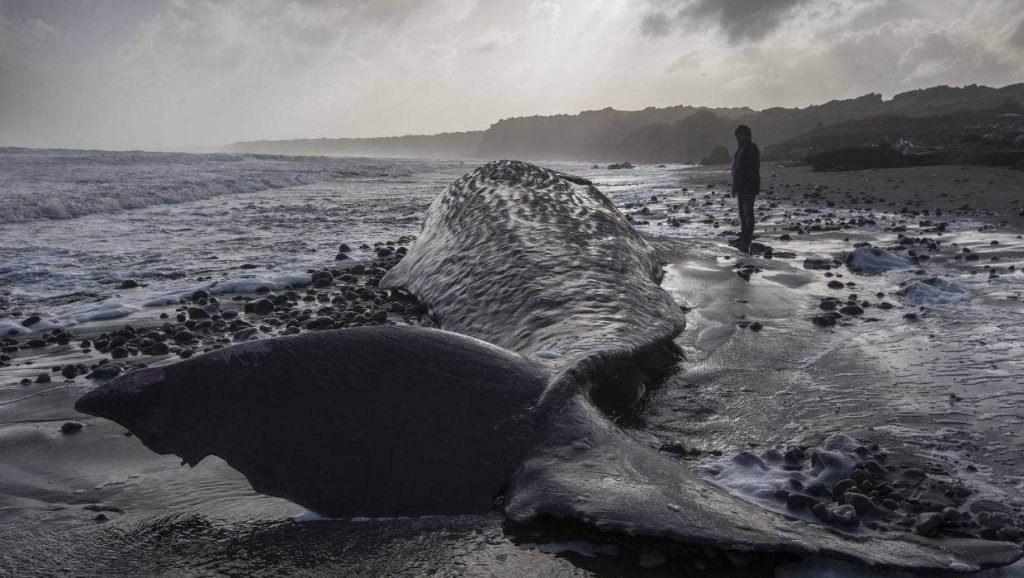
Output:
[730, 124, 760, 252]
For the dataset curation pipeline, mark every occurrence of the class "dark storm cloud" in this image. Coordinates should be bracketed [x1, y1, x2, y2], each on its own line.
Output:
[641, 0, 810, 42]
[1, 0, 1021, 150]
[640, 11, 671, 37]
[1013, 18, 1024, 51]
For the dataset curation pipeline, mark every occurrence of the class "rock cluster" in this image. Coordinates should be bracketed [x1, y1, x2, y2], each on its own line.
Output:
[3, 237, 427, 387]
[705, 434, 1024, 542]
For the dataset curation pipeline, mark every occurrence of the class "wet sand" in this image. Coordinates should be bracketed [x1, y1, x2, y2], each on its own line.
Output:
[2, 164, 1024, 576]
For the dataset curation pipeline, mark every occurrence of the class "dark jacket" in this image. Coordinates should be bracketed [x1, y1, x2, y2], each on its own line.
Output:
[731, 142, 761, 195]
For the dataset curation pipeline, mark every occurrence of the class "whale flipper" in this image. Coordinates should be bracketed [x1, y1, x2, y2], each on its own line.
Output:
[505, 396, 1022, 573]
[75, 326, 550, 518]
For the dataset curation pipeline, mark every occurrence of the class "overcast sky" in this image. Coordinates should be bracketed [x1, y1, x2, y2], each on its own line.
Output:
[1, 0, 1022, 150]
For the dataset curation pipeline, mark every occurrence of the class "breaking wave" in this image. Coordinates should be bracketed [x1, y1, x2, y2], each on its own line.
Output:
[0, 148, 416, 223]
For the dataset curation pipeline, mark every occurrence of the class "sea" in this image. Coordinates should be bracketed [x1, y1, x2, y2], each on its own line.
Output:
[1, 147, 1023, 576]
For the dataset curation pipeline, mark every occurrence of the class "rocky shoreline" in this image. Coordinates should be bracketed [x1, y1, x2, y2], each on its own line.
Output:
[1, 236, 430, 414]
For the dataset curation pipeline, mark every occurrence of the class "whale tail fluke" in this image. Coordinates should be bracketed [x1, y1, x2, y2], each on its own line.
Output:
[504, 396, 1023, 573]
[75, 326, 550, 518]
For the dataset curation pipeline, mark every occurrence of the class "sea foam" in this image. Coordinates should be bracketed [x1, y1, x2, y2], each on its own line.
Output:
[0, 148, 413, 223]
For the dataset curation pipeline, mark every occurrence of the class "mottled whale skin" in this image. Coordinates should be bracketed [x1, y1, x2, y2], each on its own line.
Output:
[76, 161, 1021, 573]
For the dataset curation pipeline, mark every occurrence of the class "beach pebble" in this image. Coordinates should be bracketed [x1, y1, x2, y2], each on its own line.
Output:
[915, 512, 945, 537]
[233, 327, 261, 341]
[60, 421, 84, 434]
[36, 373, 52, 383]
[843, 492, 876, 515]
[830, 504, 860, 527]
[119, 279, 139, 289]
[110, 346, 129, 359]
[143, 342, 169, 356]
[812, 315, 837, 328]
[788, 494, 819, 511]
[250, 299, 275, 315]
[839, 304, 864, 316]
[303, 317, 335, 330]
[88, 364, 123, 380]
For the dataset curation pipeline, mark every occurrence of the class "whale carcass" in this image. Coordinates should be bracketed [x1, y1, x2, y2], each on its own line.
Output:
[76, 160, 1022, 572]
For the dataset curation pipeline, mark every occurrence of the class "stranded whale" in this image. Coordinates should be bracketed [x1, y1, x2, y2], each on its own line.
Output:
[76, 161, 1021, 572]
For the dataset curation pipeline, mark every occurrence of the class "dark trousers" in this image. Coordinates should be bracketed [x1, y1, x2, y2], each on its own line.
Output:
[737, 193, 756, 242]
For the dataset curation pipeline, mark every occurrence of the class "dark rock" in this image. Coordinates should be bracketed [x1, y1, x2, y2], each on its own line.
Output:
[119, 279, 139, 289]
[110, 346, 130, 359]
[732, 451, 768, 470]
[233, 327, 261, 342]
[61, 365, 79, 379]
[88, 364, 123, 380]
[787, 494, 819, 510]
[303, 316, 335, 330]
[187, 307, 209, 320]
[60, 421, 84, 434]
[915, 512, 945, 537]
[35, 373, 52, 383]
[839, 304, 864, 316]
[832, 478, 858, 496]
[812, 502, 831, 522]
[844, 492, 877, 515]
[251, 298, 275, 315]
[21, 315, 41, 327]
[812, 315, 837, 328]
[806, 483, 829, 498]
[827, 280, 845, 289]
[143, 342, 170, 356]
[830, 504, 860, 527]
[607, 162, 634, 170]
[999, 527, 1022, 541]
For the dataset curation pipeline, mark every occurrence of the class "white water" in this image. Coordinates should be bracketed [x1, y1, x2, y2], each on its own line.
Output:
[0, 151, 690, 331]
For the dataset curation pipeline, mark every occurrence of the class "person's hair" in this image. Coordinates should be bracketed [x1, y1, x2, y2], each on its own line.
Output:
[734, 124, 752, 137]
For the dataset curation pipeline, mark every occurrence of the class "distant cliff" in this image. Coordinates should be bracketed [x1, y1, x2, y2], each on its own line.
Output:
[226, 83, 1024, 164]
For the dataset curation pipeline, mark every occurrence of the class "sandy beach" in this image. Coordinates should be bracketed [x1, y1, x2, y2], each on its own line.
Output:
[2, 161, 1023, 576]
